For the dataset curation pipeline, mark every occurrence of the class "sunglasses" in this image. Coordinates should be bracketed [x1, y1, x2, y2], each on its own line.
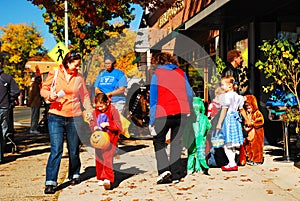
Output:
[70, 52, 81, 58]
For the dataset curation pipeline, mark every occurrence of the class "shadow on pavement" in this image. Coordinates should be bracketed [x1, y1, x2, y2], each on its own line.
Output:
[264, 148, 284, 157]
[3, 126, 51, 164]
[55, 180, 75, 192]
[113, 162, 147, 189]
[4, 147, 50, 164]
[117, 144, 149, 155]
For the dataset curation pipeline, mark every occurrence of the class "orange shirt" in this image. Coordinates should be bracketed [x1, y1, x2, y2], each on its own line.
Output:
[41, 65, 93, 117]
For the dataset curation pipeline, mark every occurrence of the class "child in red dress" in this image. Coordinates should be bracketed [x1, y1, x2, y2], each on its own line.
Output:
[90, 93, 122, 190]
[207, 87, 224, 120]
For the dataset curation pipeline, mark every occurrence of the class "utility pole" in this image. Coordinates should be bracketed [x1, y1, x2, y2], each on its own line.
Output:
[65, 0, 68, 48]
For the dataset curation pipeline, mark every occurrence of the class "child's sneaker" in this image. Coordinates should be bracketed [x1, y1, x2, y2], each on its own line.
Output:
[97, 180, 104, 186]
[103, 179, 111, 190]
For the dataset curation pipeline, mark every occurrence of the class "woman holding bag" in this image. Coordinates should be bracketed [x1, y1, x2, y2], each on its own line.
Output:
[41, 51, 93, 194]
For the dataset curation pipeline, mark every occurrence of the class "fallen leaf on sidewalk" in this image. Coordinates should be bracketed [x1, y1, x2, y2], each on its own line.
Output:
[262, 179, 272, 183]
[224, 176, 237, 180]
[157, 189, 166, 192]
[101, 197, 113, 201]
[79, 190, 87, 195]
[240, 178, 252, 182]
[177, 185, 195, 190]
[31, 177, 40, 181]
[121, 191, 128, 196]
[266, 189, 273, 194]
[269, 168, 279, 172]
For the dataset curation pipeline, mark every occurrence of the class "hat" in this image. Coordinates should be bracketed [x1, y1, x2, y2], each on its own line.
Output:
[104, 54, 115, 62]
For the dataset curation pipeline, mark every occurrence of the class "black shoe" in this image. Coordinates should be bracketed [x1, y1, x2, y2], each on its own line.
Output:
[157, 171, 172, 184]
[70, 178, 80, 185]
[44, 185, 56, 194]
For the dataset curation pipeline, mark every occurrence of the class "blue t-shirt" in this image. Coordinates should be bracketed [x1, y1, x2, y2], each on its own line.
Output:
[94, 68, 127, 103]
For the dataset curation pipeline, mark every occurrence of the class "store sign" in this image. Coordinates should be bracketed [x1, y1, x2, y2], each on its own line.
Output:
[158, 0, 184, 28]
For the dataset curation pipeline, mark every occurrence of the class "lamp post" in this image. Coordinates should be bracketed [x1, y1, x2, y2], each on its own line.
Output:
[65, 0, 68, 48]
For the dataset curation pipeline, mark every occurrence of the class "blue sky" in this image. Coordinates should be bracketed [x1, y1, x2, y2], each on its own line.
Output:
[0, 0, 143, 51]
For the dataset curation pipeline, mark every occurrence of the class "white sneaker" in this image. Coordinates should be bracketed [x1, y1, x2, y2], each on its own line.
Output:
[97, 180, 104, 186]
[30, 130, 40, 134]
[172, 180, 180, 184]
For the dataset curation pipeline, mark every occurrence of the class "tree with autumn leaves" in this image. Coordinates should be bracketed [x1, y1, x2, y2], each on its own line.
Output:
[28, 0, 138, 56]
[0, 23, 45, 89]
[1, 0, 174, 88]
[27, 0, 163, 80]
[27, 0, 175, 56]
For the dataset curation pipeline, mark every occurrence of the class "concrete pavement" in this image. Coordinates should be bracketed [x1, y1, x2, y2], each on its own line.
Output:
[57, 138, 300, 201]
[5, 106, 299, 200]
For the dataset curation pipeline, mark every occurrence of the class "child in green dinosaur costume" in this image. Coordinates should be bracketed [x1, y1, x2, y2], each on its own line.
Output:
[186, 97, 211, 175]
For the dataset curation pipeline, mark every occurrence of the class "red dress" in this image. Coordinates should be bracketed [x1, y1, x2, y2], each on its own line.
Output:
[90, 104, 122, 183]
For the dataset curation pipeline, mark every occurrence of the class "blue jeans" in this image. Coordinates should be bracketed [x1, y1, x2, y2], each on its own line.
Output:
[0, 108, 9, 162]
[45, 114, 82, 186]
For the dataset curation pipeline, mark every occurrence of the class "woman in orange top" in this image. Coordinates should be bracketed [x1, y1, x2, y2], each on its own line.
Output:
[41, 51, 93, 194]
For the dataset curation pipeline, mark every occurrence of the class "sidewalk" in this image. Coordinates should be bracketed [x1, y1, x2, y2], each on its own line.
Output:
[58, 138, 300, 201]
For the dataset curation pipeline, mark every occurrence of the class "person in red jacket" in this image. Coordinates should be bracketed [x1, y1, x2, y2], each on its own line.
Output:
[90, 93, 122, 190]
[149, 52, 193, 184]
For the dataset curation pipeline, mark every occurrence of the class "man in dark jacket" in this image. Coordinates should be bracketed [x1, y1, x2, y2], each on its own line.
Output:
[0, 63, 20, 163]
[222, 49, 243, 93]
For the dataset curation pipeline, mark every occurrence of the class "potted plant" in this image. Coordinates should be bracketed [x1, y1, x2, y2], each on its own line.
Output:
[255, 39, 300, 133]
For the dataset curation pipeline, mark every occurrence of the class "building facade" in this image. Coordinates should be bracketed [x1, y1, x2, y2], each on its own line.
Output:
[140, 0, 300, 146]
